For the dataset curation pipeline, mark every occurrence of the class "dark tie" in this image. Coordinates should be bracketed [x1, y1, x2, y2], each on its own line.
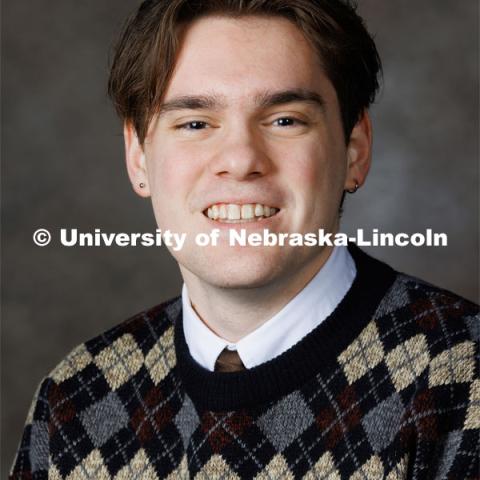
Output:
[214, 347, 246, 372]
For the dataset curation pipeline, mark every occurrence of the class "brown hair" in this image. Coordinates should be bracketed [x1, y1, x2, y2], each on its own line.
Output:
[108, 0, 382, 145]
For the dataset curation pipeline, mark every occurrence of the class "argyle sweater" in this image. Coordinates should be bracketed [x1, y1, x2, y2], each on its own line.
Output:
[10, 246, 480, 479]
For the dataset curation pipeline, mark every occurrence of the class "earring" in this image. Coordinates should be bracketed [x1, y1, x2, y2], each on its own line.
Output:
[347, 182, 359, 194]
[139, 182, 146, 188]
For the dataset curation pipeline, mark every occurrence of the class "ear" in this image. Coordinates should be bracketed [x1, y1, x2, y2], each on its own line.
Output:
[344, 109, 372, 191]
[124, 122, 151, 198]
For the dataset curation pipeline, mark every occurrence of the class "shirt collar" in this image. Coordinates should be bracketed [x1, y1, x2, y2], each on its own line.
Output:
[182, 245, 356, 371]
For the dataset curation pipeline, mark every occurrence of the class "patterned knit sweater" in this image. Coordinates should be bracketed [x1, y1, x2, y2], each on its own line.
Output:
[11, 246, 480, 479]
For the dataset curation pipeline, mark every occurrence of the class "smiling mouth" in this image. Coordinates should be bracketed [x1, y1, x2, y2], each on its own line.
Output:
[203, 203, 280, 223]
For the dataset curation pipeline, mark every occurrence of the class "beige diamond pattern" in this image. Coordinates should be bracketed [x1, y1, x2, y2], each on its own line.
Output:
[145, 326, 177, 385]
[48, 463, 63, 480]
[94, 334, 144, 390]
[338, 321, 385, 384]
[385, 454, 409, 480]
[429, 341, 475, 388]
[349, 455, 384, 480]
[303, 451, 341, 479]
[194, 454, 240, 479]
[386, 334, 429, 391]
[254, 454, 294, 479]
[114, 449, 158, 480]
[51, 344, 93, 383]
[464, 379, 480, 430]
[66, 449, 110, 480]
[166, 454, 190, 480]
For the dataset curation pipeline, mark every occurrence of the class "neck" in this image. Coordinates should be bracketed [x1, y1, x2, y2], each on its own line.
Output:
[181, 246, 334, 342]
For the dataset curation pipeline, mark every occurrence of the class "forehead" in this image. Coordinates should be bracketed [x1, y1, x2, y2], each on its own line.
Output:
[163, 15, 331, 103]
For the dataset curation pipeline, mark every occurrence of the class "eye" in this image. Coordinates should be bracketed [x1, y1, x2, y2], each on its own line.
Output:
[272, 117, 306, 127]
[175, 121, 209, 130]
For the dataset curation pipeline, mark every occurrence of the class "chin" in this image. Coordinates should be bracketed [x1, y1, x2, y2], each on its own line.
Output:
[179, 245, 294, 289]
[195, 270, 282, 290]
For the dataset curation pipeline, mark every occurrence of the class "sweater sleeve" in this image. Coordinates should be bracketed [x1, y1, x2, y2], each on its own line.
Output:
[430, 378, 480, 479]
[9, 377, 53, 480]
[409, 335, 480, 479]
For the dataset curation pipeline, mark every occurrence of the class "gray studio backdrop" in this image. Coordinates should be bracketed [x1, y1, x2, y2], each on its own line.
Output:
[2, 0, 479, 474]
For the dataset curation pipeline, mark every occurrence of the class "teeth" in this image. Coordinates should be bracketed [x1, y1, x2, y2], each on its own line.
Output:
[219, 205, 227, 219]
[227, 204, 241, 220]
[241, 204, 254, 219]
[205, 203, 279, 221]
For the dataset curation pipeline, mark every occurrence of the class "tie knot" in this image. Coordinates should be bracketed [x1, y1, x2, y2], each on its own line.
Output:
[214, 347, 246, 372]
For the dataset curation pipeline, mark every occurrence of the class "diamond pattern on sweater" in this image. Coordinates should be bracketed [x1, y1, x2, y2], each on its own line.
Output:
[338, 321, 385, 384]
[466, 315, 480, 340]
[434, 430, 463, 480]
[465, 379, 480, 429]
[113, 449, 158, 480]
[165, 454, 189, 479]
[195, 453, 240, 479]
[257, 391, 315, 451]
[94, 334, 144, 390]
[129, 384, 178, 448]
[79, 392, 129, 447]
[174, 394, 200, 448]
[428, 341, 475, 387]
[201, 409, 254, 455]
[165, 300, 181, 322]
[30, 421, 49, 473]
[373, 277, 411, 318]
[385, 454, 408, 480]
[145, 326, 176, 385]
[254, 453, 294, 479]
[65, 449, 110, 479]
[10, 264, 480, 480]
[302, 451, 340, 479]
[49, 464, 63, 480]
[349, 454, 384, 480]
[361, 392, 405, 452]
[385, 334, 429, 391]
[315, 383, 362, 451]
[51, 344, 94, 384]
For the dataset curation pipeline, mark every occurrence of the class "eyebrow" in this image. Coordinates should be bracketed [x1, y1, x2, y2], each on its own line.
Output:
[255, 89, 325, 110]
[157, 88, 325, 117]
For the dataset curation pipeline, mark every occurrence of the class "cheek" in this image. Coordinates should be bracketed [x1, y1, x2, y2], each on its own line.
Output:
[277, 141, 347, 227]
[146, 146, 201, 200]
[144, 146, 203, 231]
[280, 142, 344, 194]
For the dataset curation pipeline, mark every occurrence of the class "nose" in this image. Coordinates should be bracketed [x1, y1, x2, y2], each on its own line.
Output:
[208, 124, 272, 181]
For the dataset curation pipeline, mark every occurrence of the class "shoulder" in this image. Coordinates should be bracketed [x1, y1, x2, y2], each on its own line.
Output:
[47, 296, 182, 392]
[370, 271, 478, 394]
[376, 271, 478, 336]
[350, 245, 478, 365]
[11, 298, 182, 478]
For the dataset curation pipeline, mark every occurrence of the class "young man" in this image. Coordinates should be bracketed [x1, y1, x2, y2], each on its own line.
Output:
[11, 1, 479, 478]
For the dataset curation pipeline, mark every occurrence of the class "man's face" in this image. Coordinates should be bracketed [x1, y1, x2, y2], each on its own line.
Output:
[132, 15, 365, 290]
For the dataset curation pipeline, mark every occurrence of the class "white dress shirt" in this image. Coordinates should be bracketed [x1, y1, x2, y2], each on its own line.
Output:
[182, 245, 356, 371]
